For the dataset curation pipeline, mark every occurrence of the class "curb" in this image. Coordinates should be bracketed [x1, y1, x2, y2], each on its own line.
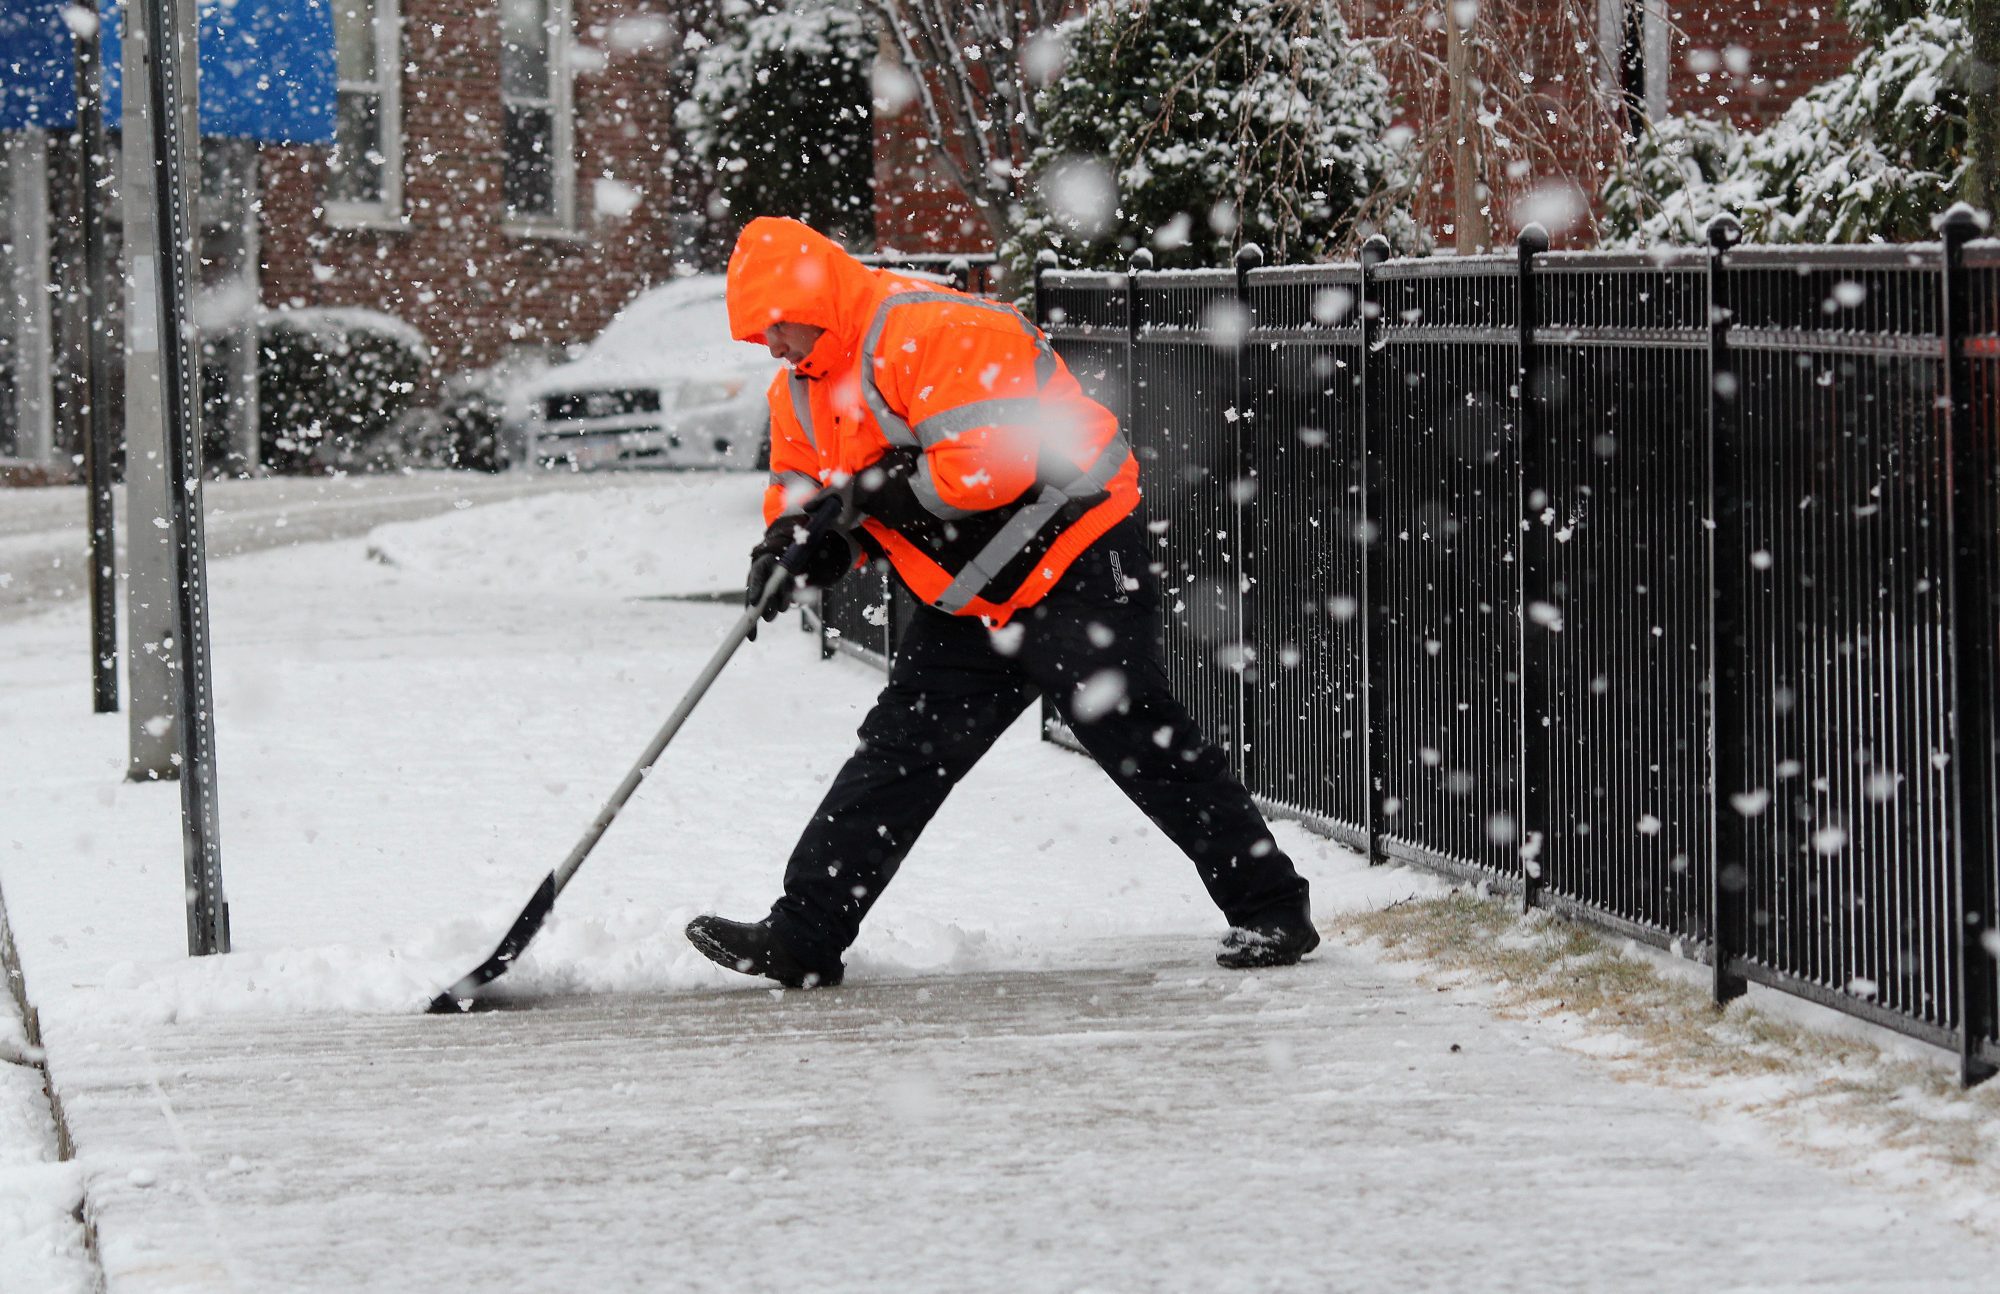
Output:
[0, 875, 112, 1293]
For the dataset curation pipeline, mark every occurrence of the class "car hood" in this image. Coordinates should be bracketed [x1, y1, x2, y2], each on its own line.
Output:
[516, 344, 771, 399]
[514, 273, 779, 400]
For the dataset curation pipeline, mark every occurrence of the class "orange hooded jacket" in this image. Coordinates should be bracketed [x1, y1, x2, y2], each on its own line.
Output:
[726, 217, 1140, 626]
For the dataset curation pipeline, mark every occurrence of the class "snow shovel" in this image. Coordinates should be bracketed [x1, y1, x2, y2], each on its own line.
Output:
[426, 495, 844, 1014]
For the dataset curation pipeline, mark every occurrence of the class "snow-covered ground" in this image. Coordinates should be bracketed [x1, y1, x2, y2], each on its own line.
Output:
[3, 472, 1999, 1291]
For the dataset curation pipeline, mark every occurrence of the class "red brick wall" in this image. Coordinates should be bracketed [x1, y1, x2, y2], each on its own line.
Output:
[1664, 1, 1862, 127]
[1351, 0, 1616, 249]
[258, 0, 686, 377]
[871, 101, 995, 254]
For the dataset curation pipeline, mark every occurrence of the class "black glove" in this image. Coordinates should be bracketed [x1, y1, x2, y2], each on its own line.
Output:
[745, 510, 855, 626]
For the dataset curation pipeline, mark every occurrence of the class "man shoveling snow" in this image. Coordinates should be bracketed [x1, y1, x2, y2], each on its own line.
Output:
[685, 218, 1318, 988]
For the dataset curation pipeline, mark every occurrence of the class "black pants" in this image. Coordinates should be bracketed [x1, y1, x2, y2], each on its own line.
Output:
[767, 516, 1311, 966]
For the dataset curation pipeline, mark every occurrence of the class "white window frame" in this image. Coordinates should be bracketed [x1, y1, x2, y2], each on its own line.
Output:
[499, 0, 577, 235]
[326, 0, 405, 227]
[1599, 0, 1669, 124]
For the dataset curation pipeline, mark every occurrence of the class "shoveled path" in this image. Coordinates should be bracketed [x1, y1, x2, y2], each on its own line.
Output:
[45, 937, 1999, 1294]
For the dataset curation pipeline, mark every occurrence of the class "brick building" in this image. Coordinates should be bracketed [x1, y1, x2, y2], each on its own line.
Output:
[263, 0, 694, 373]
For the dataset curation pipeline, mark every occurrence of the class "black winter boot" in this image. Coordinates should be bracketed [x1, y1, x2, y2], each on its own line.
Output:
[686, 915, 845, 988]
[1215, 913, 1321, 969]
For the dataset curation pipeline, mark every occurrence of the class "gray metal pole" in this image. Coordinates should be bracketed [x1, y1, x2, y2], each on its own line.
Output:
[122, 0, 180, 780]
[72, 10, 119, 715]
[136, 0, 231, 956]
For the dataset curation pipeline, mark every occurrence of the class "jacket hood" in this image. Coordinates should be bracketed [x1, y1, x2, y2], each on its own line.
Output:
[726, 218, 880, 380]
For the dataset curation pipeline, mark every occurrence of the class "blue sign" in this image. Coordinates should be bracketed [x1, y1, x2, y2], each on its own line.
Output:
[0, 0, 333, 142]
[0, 1, 79, 130]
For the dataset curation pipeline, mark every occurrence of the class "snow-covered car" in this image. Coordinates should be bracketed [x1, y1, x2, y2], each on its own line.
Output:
[509, 274, 777, 471]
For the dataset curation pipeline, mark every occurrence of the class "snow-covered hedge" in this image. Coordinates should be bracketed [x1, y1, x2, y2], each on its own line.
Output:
[1007, 0, 1419, 274]
[675, 1, 875, 260]
[257, 308, 429, 474]
[1603, 0, 1973, 245]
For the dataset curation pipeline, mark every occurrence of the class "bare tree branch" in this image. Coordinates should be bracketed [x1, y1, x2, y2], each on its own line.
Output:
[856, 0, 1066, 250]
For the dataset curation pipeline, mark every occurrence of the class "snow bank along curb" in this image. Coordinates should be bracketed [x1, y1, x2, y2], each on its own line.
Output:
[0, 875, 105, 1289]
[1330, 885, 2000, 1238]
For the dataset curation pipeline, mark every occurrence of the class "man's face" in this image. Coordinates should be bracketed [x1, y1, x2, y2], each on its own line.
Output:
[764, 320, 827, 366]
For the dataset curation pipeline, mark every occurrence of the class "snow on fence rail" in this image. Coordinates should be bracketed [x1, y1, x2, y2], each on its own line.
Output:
[818, 218, 2000, 1086]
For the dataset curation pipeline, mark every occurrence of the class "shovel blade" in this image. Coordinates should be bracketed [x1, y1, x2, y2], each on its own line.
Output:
[425, 872, 559, 1014]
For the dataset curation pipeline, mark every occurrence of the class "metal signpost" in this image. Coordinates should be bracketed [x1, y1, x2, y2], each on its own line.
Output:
[3, 1, 331, 955]
[71, 7, 119, 716]
[123, 0, 229, 954]
[119, 0, 183, 784]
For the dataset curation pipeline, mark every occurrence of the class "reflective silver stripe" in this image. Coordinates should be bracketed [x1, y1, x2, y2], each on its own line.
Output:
[768, 469, 819, 497]
[931, 440, 1135, 613]
[852, 288, 1088, 536]
[912, 396, 1046, 447]
[788, 373, 817, 451]
[859, 290, 1053, 451]
[1068, 435, 1132, 496]
[936, 487, 1070, 614]
[909, 470, 981, 520]
[857, 295, 922, 447]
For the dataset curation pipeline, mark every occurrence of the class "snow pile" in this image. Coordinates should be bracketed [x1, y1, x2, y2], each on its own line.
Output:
[262, 306, 433, 363]
[362, 474, 767, 598]
[0, 993, 89, 1293]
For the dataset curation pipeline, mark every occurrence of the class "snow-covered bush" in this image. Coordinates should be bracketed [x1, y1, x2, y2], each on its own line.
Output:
[675, 2, 876, 261]
[257, 309, 429, 474]
[1603, 0, 1974, 245]
[1007, 0, 1420, 275]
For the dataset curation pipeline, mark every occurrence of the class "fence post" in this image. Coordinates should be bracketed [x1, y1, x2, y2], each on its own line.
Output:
[1232, 243, 1264, 788]
[1032, 250, 1063, 738]
[1359, 235, 1392, 865]
[1515, 224, 1551, 911]
[1126, 246, 1152, 420]
[1939, 203, 1998, 1087]
[1705, 214, 1749, 1006]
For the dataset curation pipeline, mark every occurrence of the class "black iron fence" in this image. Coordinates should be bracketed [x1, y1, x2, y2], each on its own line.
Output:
[820, 212, 2000, 1084]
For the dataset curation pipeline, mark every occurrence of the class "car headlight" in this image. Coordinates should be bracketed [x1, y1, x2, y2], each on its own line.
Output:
[677, 377, 748, 410]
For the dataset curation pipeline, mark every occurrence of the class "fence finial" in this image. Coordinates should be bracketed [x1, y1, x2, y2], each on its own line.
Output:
[1518, 224, 1550, 257]
[1235, 243, 1265, 271]
[1035, 249, 1059, 270]
[1935, 202, 1991, 236]
[1705, 214, 1743, 251]
[1130, 247, 1155, 273]
[1360, 234, 1391, 269]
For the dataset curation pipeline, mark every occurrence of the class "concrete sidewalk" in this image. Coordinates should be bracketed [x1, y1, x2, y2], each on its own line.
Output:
[43, 937, 2000, 1294]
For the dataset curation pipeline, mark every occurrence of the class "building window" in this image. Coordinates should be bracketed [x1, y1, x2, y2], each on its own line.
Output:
[328, 0, 402, 220]
[500, 0, 573, 228]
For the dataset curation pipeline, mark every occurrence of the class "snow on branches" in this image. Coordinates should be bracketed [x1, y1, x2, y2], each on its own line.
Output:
[676, 2, 877, 259]
[1604, 0, 1975, 245]
[1009, 0, 1421, 274]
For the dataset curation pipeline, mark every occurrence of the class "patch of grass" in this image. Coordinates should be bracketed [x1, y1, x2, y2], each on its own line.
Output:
[1329, 888, 2000, 1227]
